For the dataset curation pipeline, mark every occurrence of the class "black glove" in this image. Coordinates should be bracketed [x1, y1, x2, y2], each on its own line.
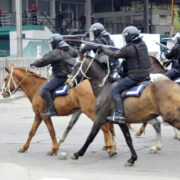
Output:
[163, 60, 172, 67]
[30, 63, 35, 67]
[79, 43, 86, 53]
[85, 32, 89, 38]
[97, 45, 103, 51]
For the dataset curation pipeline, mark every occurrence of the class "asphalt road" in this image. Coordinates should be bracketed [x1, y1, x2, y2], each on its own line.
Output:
[0, 97, 180, 180]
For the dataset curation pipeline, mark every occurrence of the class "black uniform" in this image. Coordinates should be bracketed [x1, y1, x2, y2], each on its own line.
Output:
[32, 46, 78, 94]
[103, 39, 151, 123]
[81, 35, 119, 71]
[165, 42, 180, 80]
[30, 43, 78, 117]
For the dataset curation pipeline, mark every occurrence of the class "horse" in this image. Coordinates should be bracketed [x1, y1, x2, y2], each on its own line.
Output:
[67, 55, 180, 166]
[136, 56, 180, 140]
[1, 64, 117, 155]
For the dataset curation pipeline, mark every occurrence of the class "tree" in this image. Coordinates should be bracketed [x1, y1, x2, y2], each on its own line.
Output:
[174, 8, 180, 33]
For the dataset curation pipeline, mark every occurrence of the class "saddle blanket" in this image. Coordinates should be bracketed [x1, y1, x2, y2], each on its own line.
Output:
[54, 81, 151, 98]
[124, 81, 151, 98]
[174, 77, 180, 85]
[54, 84, 69, 97]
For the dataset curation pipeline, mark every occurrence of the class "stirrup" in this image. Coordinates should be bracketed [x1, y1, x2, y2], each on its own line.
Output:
[42, 111, 57, 117]
[107, 112, 126, 124]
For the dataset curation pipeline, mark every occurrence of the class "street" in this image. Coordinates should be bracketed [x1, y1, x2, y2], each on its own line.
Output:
[0, 97, 180, 180]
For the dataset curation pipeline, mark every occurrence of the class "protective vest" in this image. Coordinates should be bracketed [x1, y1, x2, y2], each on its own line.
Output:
[128, 41, 150, 70]
[95, 35, 115, 63]
[173, 44, 180, 60]
[52, 47, 77, 76]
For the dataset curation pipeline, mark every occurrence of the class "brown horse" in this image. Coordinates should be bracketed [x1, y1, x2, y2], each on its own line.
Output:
[136, 56, 167, 137]
[68, 56, 180, 166]
[1, 64, 116, 155]
[136, 56, 180, 140]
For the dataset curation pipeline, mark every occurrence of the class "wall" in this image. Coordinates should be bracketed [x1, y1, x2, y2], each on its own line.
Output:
[9, 26, 52, 56]
[111, 33, 160, 59]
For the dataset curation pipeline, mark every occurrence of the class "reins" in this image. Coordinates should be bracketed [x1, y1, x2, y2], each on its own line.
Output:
[70, 50, 110, 87]
[2, 67, 29, 96]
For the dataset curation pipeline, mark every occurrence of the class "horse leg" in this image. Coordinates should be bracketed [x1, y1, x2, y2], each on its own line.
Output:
[71, 116, 103, 160]
[101, 123, 117, 156]
[119, 124, 137, 166]
[102, 123, 118, 153]
[18, 114, 42, 153]
[58, 110, 82, 147]
[136, 122, 147, 136]
[108, 123, 118, 151]
[173, 127, 180, 140]
[43, 117, 58, 155]
[149, 118, 162, 153]
[170, 120, 180, 130]
[81, 104, 117, 154]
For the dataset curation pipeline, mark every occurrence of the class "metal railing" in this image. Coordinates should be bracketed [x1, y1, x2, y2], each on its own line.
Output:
[0, 57, 48, 90]
[0, 12, 83, 34]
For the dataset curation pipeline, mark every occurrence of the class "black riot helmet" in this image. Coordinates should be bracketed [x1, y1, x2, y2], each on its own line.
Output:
[122, 26, 141, 44]
[89, 23, 108, 39]
[49, 33, 64, 49]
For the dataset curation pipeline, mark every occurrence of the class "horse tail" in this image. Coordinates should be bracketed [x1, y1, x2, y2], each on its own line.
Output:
[150, 73, 169, 82]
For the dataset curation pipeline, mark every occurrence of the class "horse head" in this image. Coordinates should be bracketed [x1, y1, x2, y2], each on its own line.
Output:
[68, 55, 108, 89]
[1, 64, 43, 98]
[1, 64, 18, 98]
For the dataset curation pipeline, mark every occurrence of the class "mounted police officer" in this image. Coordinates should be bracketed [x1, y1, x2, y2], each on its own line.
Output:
[164, 36, 180, 80]
[30, 34, 78, 117]
[101, 26, 151, 124]
[80, 22, 119, 72]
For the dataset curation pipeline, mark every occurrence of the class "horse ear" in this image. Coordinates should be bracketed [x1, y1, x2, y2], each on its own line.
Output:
[5, 67, 10, 73]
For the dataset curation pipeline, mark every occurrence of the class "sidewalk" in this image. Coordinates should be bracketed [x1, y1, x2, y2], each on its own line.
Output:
[0, 90, 25, 103]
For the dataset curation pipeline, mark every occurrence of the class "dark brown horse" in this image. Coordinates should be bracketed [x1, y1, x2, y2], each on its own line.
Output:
[68, 56, 180, 166]
[1, 64, 117, 155]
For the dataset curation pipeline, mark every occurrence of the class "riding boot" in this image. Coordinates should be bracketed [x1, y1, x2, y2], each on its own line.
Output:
[41, 92, 57, 117]
[107, 96, 126, 124]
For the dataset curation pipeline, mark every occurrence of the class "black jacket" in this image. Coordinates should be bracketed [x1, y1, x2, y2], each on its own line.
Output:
[31, 46, 78, 77]
[165, 43, 180, 68]
[81, 35, 116, 64]
[103, 40, 150, 80]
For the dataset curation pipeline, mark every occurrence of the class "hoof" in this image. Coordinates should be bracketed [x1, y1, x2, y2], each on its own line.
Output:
[124, 156, 137, 166]
[18, 148, 27, 153]
[149, 146, 161, 154]
[47, 151, 57, 156]
[135, 132, 141, 137]
[124, 161, 134, 167]
[149, 149, 157, 154]
[70, 153, 79, 160]
[108, 151, 117, 157]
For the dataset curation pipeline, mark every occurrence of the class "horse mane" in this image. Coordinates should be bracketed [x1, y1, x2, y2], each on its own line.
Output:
[15, 67, 47, 80]
[150, 56, 164, 68]
[85, 55, 108, 72]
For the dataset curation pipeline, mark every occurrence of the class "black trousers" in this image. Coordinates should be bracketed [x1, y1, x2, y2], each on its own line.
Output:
[165, 68, 180, 80]
[40, 76, 67, 96]
[112, 76, 140, 101]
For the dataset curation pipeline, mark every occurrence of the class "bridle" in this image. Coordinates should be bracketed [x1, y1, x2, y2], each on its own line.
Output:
[70, 50, 110, 88]
[2, 67, 29, 96]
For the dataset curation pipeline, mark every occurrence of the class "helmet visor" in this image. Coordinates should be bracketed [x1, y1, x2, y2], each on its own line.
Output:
[89, 29, 95, 41]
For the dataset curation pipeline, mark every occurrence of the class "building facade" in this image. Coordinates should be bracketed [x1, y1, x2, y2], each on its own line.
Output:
[0, 0, 180, 35]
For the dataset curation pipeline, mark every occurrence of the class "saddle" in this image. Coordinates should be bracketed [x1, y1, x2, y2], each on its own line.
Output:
[121, 78, 151, 99]
[53, 84, 69, 97]
[174, 77, 180, 85]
